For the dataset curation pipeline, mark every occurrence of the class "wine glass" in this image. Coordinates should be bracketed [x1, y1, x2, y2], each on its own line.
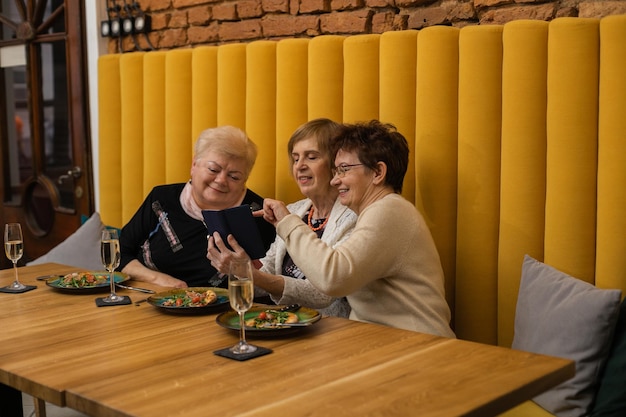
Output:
[4, 223, 27, 290]
[228, 259, 257, 354]
[100, 229, 123, 303]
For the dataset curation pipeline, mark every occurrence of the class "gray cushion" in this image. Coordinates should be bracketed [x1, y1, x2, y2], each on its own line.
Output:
[27, 212, 105, 271]
[512, 255, 622, 417]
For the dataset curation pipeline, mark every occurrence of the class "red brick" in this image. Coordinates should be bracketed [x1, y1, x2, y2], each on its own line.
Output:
[289, 0, 300, 14]
[555, 6, 578, 18]
[393, 14, 409, 30]
[474, 0, 512, 8]
[407, 6, 448, 29]
[262, 14, 320, 36]
[150, 12, 171, 30]
[188, 22, 220, 43]
[169, 10, 189, 28]
[479, 3, 556, 24]
[579, 1, 626, 18]
[145, 32, 161, 50]
[188, 6, 212, 25]
[159, 28, 188, 48]
[212, 3, 238, 20]
[365, 0, 394, 7]
[238, 0, 264, 18]
[109, 0, 623, 51]
[134, 32, 160, 51]
[372, 11, 407, 32]
[320, 10, 371, 33]
[143, 0, 172, 12]
[219, 19, 263, 40]
[107, 39, 117, 54]
[395, 0, 436, 7]
[262, 0, 290, 13]
[300, 0, 331, 13]
[478, 3, 556, 25]
[452, 2, 477, 20]
[331, 0, 365, 11]
[173, 0, 217, 7]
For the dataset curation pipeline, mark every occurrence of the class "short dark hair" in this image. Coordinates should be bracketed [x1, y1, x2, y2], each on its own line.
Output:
[330, 120, 409, 193]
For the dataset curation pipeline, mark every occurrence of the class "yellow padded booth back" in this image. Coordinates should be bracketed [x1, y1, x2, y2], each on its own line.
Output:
[276, 39, 309, 204]
[98, 16, 626, 350]
[456, 25, 503, 344]
[414, 26, 460, 322]
[98, 54, 122, 227]
[379, 30, 418, 204]
[545, 18, 599, 282]
[246, 41, 277, 200]
[191, 46, 218, 141]
[164, 49, 193, 184]
[343, 34, 380, 123]
[119, 52, 145, 223]
[498, 20, 549, 347]
[143, 51, 167, 196]
[597, 15, 626, 291]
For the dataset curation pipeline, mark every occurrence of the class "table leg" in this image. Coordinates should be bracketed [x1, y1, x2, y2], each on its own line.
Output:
[0, 383, 23, 417]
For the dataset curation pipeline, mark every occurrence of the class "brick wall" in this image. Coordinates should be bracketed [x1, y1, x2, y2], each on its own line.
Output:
[110, 0, 626, 52]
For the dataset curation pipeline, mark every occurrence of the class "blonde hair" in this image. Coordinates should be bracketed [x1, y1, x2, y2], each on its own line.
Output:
[194, 126, 258, 176]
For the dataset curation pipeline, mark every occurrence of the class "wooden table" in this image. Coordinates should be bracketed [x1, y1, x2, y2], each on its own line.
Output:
[0, 263, 574, 416]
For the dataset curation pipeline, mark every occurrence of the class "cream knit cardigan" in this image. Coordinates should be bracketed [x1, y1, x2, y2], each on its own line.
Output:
[276, 193, 455, 338]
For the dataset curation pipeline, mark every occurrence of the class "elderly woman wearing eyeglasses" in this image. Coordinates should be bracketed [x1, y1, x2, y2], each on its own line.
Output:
[118, 126, 276, 289]
[254, 120, 455, 337]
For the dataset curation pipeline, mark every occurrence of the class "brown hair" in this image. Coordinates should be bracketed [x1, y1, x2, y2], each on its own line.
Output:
[287, 118, 342, 172]
[330, 120, 409, 193]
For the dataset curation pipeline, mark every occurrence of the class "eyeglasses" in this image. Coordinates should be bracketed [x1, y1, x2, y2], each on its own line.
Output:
[332, 164, 364, 178]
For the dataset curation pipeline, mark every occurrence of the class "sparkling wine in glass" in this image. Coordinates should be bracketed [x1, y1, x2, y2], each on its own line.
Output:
[228, 259, 257, 354]
[4, 223, 27, 290]
[100, 229, 123, 303]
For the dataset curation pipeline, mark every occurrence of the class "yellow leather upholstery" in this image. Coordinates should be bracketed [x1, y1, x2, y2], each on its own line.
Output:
[246, 40, 277, 200]
[98, 54, 122, 227]
[276, 38, 309, 203]
[498, 20, 549, 347]
[98, 16, 626, 367]
[456, 24, 503, 344]
[143, 51, 167, 196]
[597, 15, 626, 291]
[119, 52, 145, 223]
[379, 30, 418, 204]
[414, 25, 460, 321]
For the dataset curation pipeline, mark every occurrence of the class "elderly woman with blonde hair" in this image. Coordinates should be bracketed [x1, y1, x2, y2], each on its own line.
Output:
[119, 126, 275, 288]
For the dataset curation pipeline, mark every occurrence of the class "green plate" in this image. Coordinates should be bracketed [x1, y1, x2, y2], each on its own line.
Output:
[46, 271, 129, 294]
[216, 305, 321, 336]
[147, 287, 229, 315]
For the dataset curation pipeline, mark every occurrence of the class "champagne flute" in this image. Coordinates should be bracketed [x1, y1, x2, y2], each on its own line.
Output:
[100, 229, 123, 303]
[4, 223, 27, 290]
[228, 259, 257, 354]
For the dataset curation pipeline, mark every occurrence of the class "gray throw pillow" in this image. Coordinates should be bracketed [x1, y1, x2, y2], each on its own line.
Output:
[27, 212, 105, 271]
[512, 255, 622, 417]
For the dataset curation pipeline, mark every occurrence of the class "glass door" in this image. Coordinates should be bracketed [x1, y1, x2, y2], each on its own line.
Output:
[0, 0, 92, 267]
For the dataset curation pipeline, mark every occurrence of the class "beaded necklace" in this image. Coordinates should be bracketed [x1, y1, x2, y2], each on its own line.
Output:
[307, 206, 329, 232]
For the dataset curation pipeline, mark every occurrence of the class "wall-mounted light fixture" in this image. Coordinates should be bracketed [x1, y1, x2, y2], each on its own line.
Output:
[100, 1, 150, 38]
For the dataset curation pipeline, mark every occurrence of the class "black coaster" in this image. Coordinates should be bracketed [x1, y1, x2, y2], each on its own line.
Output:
[95, 295, 132, 307]
[0, 284, 37, 294]
[213, 346, 272, 361]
